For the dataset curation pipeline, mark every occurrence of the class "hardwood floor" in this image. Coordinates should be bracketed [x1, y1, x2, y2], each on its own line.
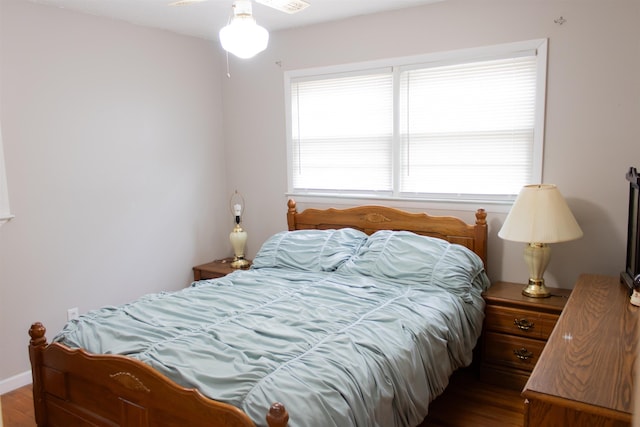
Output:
[1, 385, 35, 427]
[1, 369, 524, 427]
[422, 369, 524, 427]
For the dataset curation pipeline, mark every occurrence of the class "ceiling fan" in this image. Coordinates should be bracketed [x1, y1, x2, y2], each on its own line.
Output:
[169, 0, 310, 58]
[169, 0, 310, 15]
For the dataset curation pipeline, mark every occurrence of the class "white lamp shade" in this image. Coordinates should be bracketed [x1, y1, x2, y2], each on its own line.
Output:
[498, 184, 583, 243]
[219, 15, 269, 59]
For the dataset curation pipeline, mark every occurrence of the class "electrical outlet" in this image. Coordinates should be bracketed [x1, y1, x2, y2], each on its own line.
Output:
[67, 307, 79, 321]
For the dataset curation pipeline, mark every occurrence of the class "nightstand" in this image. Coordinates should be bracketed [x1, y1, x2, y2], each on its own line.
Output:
[193, 258, 252, 281]
[480, 281, 571, 390]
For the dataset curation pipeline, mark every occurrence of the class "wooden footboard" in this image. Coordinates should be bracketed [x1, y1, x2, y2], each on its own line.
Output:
[28, 323, 289, 427]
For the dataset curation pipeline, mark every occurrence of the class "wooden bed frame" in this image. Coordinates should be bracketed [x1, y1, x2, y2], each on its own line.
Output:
[28, 199, 487, 427]
[286, 199, 487, 266]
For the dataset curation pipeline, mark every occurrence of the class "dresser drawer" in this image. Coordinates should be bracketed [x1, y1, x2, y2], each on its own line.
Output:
[485, 305, 559, 340]
[483, 331, 546, 372]
[197, 270, 226, 280]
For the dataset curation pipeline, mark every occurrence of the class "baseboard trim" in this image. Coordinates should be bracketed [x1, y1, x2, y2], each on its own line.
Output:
[0, 371, 32, 395]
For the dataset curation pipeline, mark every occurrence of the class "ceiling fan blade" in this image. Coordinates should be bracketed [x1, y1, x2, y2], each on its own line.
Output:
[168, 0, 208, 6]
[255, 0, 310, 14]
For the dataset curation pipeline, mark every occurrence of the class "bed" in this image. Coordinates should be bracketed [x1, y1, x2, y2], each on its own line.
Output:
[28, 199, 489, 427]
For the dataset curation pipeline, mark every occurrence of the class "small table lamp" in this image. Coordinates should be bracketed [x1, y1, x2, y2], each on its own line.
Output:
[499, 184, 583, 297]
[229, 191, 250, 269]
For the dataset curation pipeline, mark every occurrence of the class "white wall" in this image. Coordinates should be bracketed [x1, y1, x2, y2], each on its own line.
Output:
[223, 0, 640, 287]
[0, 0, 228, 386]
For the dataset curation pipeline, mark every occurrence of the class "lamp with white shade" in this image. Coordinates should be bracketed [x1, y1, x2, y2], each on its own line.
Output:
[498, 184, 583, 298]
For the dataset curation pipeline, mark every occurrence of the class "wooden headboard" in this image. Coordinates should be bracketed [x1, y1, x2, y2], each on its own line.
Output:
[286, 199, 488, 267]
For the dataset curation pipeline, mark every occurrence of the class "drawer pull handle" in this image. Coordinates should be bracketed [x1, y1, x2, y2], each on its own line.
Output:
[514, 318, 534, 331]
[513, 348, 534, 361]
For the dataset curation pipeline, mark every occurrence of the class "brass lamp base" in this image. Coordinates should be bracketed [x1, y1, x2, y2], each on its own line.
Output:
[230, 257, 250, 269]
[522, 243, 551, 298]
[522, 279, 551, 298]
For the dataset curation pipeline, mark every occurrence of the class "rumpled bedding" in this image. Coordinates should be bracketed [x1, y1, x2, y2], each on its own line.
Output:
[54, 228, 490, 427]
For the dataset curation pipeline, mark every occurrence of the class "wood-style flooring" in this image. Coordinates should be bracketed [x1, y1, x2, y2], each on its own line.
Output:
[1, 384, 34, 427]
[420, 369, 524, 427]
[1, 369, 524, 426]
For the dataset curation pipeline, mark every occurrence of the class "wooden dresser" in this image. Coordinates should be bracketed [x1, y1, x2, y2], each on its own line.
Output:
[522, 274, 638, 426]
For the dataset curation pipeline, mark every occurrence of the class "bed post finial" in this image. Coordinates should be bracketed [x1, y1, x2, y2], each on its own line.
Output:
[475, 208, 487, 226]
[287, 199, 298, 231]
[266, 402, 289, 427]
[29, 322, 47, 347]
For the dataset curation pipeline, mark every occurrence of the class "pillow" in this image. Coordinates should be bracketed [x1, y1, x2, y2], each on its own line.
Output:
[252, 228, 368, 272]
[338, 230, 487, 302]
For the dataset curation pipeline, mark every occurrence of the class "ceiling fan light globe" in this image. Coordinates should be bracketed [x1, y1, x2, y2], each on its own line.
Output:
[219, 16, 269, 59]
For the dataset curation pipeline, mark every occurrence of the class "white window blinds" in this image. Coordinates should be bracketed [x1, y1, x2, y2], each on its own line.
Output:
[291, 71, 393, 192]
[398, 55, 538, 196]
[286, 39, 546, 201]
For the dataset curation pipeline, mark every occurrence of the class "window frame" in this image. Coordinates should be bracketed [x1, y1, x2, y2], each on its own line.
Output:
[284, 39, 548, 210]
[0, 123, 13, 226]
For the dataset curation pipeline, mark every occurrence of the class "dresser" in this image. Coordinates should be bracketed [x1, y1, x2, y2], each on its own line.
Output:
[480, 281, 571, 390]
[522, 274, 638, 426]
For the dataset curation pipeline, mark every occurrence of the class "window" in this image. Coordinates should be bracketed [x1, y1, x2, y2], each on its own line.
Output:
[0, 123, 13, 226]
[285, 39, 547, 203]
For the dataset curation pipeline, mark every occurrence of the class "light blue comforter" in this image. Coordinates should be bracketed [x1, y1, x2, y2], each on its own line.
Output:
[55, 229, 489, 427]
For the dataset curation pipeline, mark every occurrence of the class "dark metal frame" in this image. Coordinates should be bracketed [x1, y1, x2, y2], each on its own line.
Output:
[622, 166, 640, 290]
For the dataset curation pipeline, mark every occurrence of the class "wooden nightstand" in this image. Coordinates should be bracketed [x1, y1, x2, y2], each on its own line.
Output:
[480, 281, 571, 390]
[193, 258, 252, 281]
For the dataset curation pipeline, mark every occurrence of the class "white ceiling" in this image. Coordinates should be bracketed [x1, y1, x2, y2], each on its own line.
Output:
[26, 0, 444, 41]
